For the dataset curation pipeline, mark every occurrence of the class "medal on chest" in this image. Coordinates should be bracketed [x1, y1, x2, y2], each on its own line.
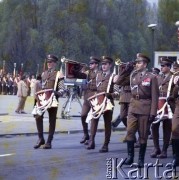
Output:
[141, 77, 151, 86]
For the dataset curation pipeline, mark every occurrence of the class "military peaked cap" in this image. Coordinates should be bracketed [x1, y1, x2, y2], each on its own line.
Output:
[90, 56, 100, 64]
[160, 57, 173, 66]
[46, 54, 58, 62]
[101, 56, 113, 64]
[135, 53, 150, 63]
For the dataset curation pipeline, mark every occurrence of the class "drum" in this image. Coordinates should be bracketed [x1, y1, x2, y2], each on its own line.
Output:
[87, 92, 106, 118]
[158, 97, 168, 116]
[35, 89, 54, 108]
[88, 92, 105, 108]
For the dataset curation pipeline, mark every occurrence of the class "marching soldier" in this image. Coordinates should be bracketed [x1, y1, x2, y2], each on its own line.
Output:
[87, 56, 116, 153]
[148, 67, 160, 139]
[112, 63, 133, 130]
[33, 54, 65, 149]
[124, 53, 159, 168]
[170, 60, 179, 167]
[150, 57, 174, 159]
[112, 62, 135, 142]
[73, 56, 101, 144]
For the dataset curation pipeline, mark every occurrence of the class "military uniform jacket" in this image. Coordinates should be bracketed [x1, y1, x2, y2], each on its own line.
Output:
[116, 74, 131, 103]
[171, 72, 179, 110]
[157, 72, 173, 97]
[96, 72, 114, 104]
[173, 84, 179, 111]
[74, 70, 100, 100]
[42, 70, 65, 94]
[129, 69, 159, 116]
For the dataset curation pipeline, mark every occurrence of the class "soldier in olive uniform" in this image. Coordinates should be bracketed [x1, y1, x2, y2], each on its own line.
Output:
[34, 54, 65, 149]
[167, 61, 179, 167]
[150, 58, 174, 159]
[87, 56, 116, 153]
[124, 53, 159, 168]
[148, 67, 160, 139]
[112, 63, 133, 130]
[73, 57, 101, 144]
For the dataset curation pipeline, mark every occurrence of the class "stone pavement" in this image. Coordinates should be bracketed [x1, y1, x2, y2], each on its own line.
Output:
[0, 95, 125, 136]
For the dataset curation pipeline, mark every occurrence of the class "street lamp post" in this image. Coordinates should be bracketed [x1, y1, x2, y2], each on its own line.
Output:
[148, 24, 157, 67]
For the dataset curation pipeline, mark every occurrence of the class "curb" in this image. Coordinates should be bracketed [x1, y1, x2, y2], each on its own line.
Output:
[0, 113, 9, 116]
[0, 127, 126, 138]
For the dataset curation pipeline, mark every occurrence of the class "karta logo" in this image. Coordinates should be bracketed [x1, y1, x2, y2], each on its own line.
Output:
[106, 158, 178, 179]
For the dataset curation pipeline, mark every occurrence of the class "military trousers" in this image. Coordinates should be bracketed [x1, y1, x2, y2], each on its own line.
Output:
[152, 118, 171, 146]
[126, 112, 150, 144]
[90, 110, 113, 144]
[35, 107, 58, 139]
[120, 103, 129, 126]
[120, 103, 129, 119]
[81, 99, 91, 135]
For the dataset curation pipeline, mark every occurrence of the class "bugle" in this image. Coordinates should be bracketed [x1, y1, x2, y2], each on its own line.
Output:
[115, 58, 128, 66]
[115, 58, 135, 76]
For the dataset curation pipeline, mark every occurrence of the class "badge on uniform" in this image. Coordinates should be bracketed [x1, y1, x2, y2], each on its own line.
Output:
[142, 78, 151, 86]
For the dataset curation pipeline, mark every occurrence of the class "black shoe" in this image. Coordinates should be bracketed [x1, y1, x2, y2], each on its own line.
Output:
[21, 111, 27, 114]
[43, 143, 52, 149]
[150, 148, 161, 158]
[99, 145, 108, 153]
[86, 141, 95, 150]
[172, 139, 179, 167]
[84, 140, 89, 145]
[124, 157, 134, 165]
[138, 144, 147, 168]
[124, 141, 134, 165]
[80, 135, 89, 144]
[33, 139, 45, 149]
[138, 159, 144, 168]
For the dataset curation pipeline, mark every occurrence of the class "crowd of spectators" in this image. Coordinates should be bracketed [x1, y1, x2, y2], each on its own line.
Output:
[0, 72, 38, 96]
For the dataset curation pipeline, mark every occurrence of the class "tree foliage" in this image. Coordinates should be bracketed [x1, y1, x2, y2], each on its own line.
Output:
[157, 0, 179, 51]
[0, 0, 178, 74]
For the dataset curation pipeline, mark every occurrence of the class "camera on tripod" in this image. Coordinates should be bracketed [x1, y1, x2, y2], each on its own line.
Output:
[61, 79, 87, 119]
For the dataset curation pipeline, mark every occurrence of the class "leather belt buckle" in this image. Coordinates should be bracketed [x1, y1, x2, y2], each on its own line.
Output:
[135, 95, 140, 100]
